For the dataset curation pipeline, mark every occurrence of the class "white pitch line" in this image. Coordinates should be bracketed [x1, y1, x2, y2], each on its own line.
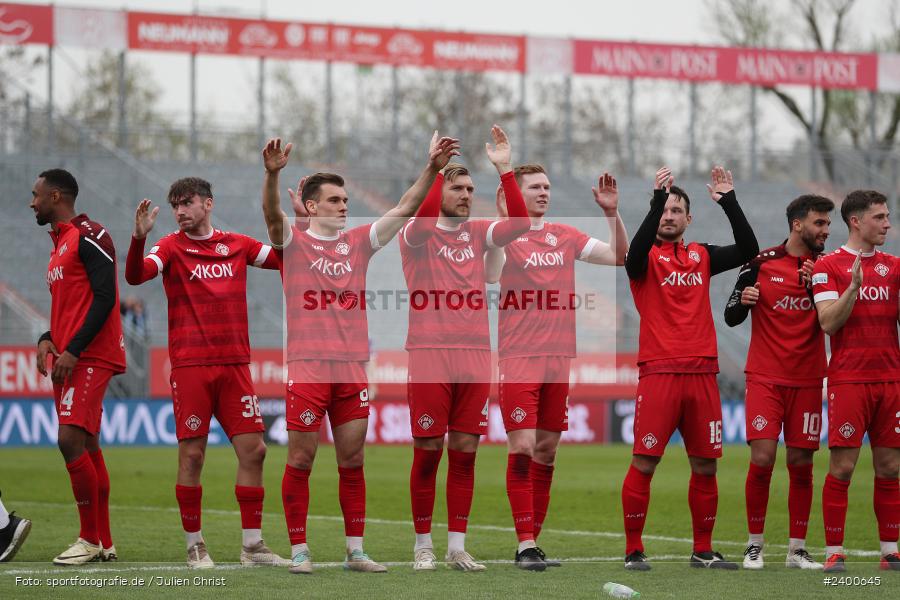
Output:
[0, 556, 753, 576]
[11, 500, 881, 558]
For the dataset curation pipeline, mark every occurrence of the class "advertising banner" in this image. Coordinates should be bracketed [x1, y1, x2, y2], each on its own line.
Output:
[0, 2, 52, 46]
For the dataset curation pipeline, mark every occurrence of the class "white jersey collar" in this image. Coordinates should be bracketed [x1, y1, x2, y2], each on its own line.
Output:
[841, 245, 876, 258]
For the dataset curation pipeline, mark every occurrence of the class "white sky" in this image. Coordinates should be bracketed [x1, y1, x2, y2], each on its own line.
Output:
[5, 0, 893, 149]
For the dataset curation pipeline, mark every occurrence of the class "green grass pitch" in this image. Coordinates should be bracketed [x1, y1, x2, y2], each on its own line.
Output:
[1, 443, 896, 599]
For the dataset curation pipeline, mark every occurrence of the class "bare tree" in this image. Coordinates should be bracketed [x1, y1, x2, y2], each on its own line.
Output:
[707, 0, 900, 182]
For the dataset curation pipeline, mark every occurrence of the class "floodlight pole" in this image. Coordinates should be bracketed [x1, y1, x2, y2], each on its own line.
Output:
[563, 74, 572, 177]
[47, 45, 54, 153]
[749, 85, 758, 179]
[809, 87, 819, 181]
[325, 60, 334, 164]
[627, 78, 635, 176]
[190, 52, 198, 163]
[867, 90, 877, 186]
[518, 72, 527, 163]
[257, 57, 266, 153]
[688, 82, 697, 178]
[391, 66, 401, 200]
[117, 51, 127, 150]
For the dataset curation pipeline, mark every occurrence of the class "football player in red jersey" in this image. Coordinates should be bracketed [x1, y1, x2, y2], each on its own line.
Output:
[261, 132, 460, 574]
[621, 166, 758, 571]
[724, 195, 834, 570]
[811, 190, 900, 573]
[487, 166, 627, 570]
[399, 125, 532, 572]
[126, 177, 287, 569]
[31, 169, 126, 566]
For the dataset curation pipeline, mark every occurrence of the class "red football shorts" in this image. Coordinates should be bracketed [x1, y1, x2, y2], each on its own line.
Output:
[170, 364, 263, 441]
[632, 372, 723, 458]
[499, 356, 570, 432]
[826, 381, 900, 448]
[54, 365, 114, 436]
[286, 360, 369, 432]
[745, 381, 823, 449]
[408, 348, 491, 438]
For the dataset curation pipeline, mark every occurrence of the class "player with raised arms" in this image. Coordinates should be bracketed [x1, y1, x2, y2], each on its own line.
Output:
[622, 166, 758, 570]
[487, 167, 627, 569]
[399, 125, 531, 571]
[261, 132, 460, 574]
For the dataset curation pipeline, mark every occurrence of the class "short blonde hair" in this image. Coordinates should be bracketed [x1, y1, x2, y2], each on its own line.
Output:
[513, 163, 546, 186]
[443, 163, 470, 182]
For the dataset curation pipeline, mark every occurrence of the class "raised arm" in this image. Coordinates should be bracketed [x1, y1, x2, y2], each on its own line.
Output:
[375, 131, 460, 247]
[702, 166, 759, 276]
[581, 172, 628, 265]
[485, 125, 530, 246]
[261, 138, 292, 247]
[404, 174, 445, 247]
[125, 199, 161, 285]
[625, 167, 672, 280]
[815, 254, 862, 335]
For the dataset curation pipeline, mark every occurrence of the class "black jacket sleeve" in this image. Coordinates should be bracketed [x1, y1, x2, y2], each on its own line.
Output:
[701, 191, 759, 277]
[625, 188, 667, 280]
[723, 262, 760, 327]
[67, 236, 117, 357]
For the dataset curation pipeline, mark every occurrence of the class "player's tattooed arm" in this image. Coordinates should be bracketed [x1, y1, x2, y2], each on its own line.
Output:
[624, 167, 671, 280]
[816, 253, 862, 335]
[375, 131, 460, 247]
[724, 262, 760, 326]
[583, 172, 628, 266]
[261, 138, 293, 248]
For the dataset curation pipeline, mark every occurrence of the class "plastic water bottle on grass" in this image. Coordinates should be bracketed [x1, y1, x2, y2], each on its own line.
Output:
[603, 582, 640, 598]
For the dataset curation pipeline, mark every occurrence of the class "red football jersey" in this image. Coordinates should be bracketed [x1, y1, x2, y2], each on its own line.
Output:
[278, 223, 381, 362]
[139, 229, 278, 368]
[497, 222, 596, 359]
[629, 240, 718, 375]
[47, 214, 126, 373]
[811, 246, 900, 384]
[400, 219, 496, 350]
[727, 244, 826, 386]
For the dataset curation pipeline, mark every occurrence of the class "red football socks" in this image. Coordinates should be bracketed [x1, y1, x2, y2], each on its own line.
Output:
[235, 485, 264, 530]
[745, 462, 773, 535]
[874, 477, 899, 543]
[689, 472, 718, 553]
[338, 465, 366, 537]
[621, 465, 653, 554]
[67, 452, 100, 545]
[822, 473, 851, 547]
[281, 465, 310, 544]
[174, 483, 202, 534]
[530, 460, 554, 540]
[88, 449, 113, 548]
[506, 453, 534, 542]
[787, 462, 814, 540]
[410, 447, 443, 534]
[446, 449, 476, 533]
